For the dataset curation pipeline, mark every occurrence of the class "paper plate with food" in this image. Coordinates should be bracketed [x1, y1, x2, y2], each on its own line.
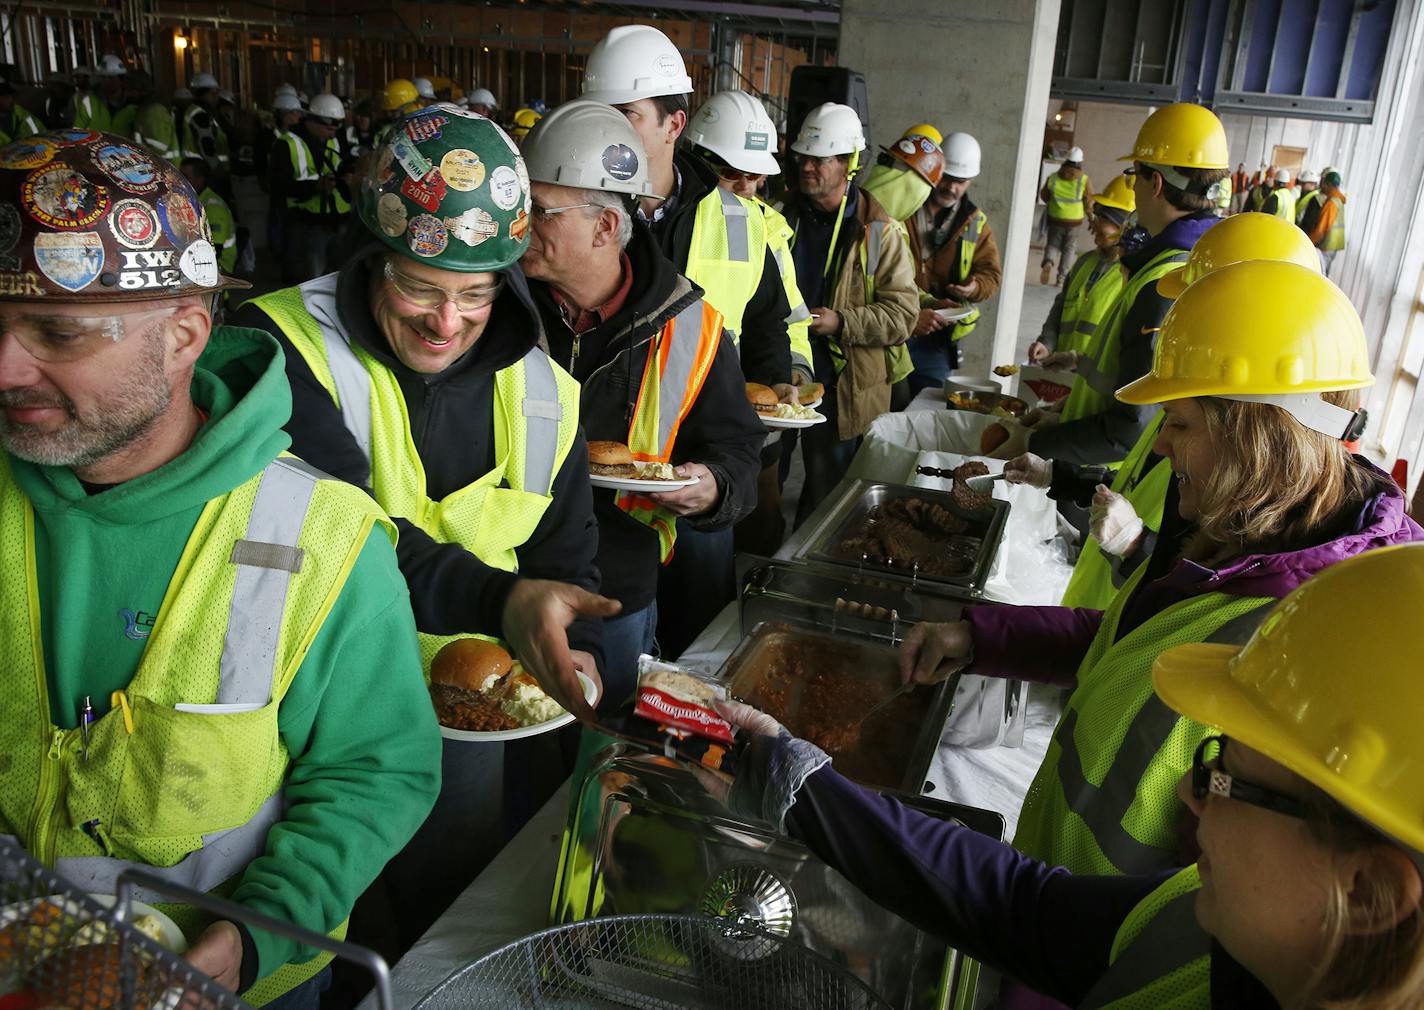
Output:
[587, 440, 700, 492]
[798, 381, 824, 409]
[747, 382, 827, 429]
[932, 303, 977, 323]
[428, 638, 598, 742]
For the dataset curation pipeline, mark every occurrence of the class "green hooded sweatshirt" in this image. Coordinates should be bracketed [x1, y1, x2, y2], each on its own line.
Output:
[860, 162, 933, 225]
[7, 327, 441, 984]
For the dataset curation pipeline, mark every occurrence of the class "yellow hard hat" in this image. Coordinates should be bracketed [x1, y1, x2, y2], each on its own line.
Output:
[1117, 260, 1372, 434]
[382, 78, 419, 112]
[1153, 543, 1424, 854]
[1119, 102, 1229, 170]
[1157, 212, 1321, 298]
[902, 123, 942, 146]
[510, 107, 542, 138]
[1092, 174, 1136, 214]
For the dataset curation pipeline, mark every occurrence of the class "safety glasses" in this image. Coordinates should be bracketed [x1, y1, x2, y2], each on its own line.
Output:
[530, 201, 596, 224]
[2, 306, 177, 363]
[1191, 736, 1310, 820]
[718, 166, 764, 182]
[383, 261, 502, 312]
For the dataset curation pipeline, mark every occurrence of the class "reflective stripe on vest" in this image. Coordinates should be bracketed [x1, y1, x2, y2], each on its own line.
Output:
[1058, 251, 1126, 359]
[1079, 866, 1210, 1010]
[1324, 194, 1345, 251]
[617, 299, 724, 562]
[1059, 414, 1168, 610]
[1059, 248, 1187, 436]
[1013, 567, 1277, 876]
[1269, 186, 1297, 222]
[1295, 188, 1324, 226]
[684, 188, 767, 344]
[758, 198, 813, 377]
[950, 210, 985, 340]
[1047, 173, 1087, 221]
[286, 135, 350, 216]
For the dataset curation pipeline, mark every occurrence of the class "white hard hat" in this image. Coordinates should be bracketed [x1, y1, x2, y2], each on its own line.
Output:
[97, 54, 127, 77]
[1298, 168, 1321, 184]
[942, 131, 981, 179]
[522, 99, 663, 200]
[173, 87, 193, 101]
[790, 102, 865, 158]
[582, 25, 694, 104]
[190, 72, 219, 91]
[1067, 146, 1084, 163]
[308, 93, 345, 122]
[468, 87, 497, 108]
[1274, 167, 1292, 184]
[273, 93, 302, 113]
[274, 83, 298, 99]
[218, 89, 235, 106]
[686, 90, 781, 175]
[413, 77, 435, 99]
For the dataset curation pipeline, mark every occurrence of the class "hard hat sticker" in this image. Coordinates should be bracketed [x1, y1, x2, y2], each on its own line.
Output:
[91, 142, 159, 194]
[404, 113, 448, 144]
[0, 271, 45, 297]
[401, 169, 448, 213]
[390, 134, 434, 182]
[0, 138, 57, 171]
[897, 140, 917, 155]
[509, 208, 529, 242]
[406, 213, 449, 257]
[489, 165, 521, 210]
[50, 129, 101, 147]
[601, 144, 638, 182]
[33, 232, 105, 292]
[116, 248, 181, 290]
[744, 131, 769, 152]
[439, 149, 486, 192]
[377, 192, 408, 237]
[179, 239, 219, 287]
[156, 192, 204, 245]
[444, 206, 498, 247]
[108, 199, 160, 250]
[23, 167, 110, 229]
[655, 54, 680, 76]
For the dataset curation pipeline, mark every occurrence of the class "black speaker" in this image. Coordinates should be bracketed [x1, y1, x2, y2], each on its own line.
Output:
[787, 66, 870, 151]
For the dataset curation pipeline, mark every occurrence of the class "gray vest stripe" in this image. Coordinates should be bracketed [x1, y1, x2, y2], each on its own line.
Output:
[518, 348, 562, 497]
[299, 276, 374, 464]
[1072, 319, 1100, 336]
[655, 302, 710, 455]
[47, 792, 285, 899]
[866, 221, 884, 277]
[718, 187, 750, 262]
[1054, 600, 1277, 874]
[1077, 355, 1121, 397]
[230, 540, 305, 574]
[1078, 890, 1211, 1009]
[218, 458, 319, 706]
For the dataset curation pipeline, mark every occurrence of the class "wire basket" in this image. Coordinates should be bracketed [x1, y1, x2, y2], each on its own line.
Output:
[0, 836, 247, 1010]
[414, 914, 895, 1010]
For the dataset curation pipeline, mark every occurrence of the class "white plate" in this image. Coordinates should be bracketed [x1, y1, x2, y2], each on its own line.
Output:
[589, 473, 699, 492]
[0, 895, 187, 954]
[762, 411, 827, 429]
[933, 304, 977, 323]
[440, 670, 598, 742]
[800, 396, 823, 409]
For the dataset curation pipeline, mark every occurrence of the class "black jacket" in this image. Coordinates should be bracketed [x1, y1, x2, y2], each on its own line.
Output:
[644, 148, 792, 389]
[268, 124, 351, 223]
[528, 222, 766, 611]
[233, 248, 603, 660]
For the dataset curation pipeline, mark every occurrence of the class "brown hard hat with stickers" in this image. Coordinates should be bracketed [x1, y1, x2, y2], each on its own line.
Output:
[0, 129, 249, 302]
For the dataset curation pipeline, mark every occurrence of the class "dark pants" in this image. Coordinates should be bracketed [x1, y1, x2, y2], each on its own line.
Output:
[734, 447, 789, 558]
[656, 521, 736, 659]
[796, 343, 860, 527]
[907, 331, 959, 394]
[1043, 220, 1080, 283]
[598, 603, 658, 714]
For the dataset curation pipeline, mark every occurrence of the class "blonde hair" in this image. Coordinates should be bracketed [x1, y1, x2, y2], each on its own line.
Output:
[1185, 392, 1382, 563]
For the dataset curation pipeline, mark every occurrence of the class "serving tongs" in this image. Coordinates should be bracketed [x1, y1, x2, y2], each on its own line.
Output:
[846, 679, 917, 730]
[914, 464, 1008, 494]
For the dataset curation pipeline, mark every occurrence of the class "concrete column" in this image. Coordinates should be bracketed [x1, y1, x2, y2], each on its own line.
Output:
[838, 0, 1061, 377]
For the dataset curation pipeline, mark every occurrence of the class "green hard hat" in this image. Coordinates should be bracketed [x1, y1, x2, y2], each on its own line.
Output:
[356, 102, 531, 272]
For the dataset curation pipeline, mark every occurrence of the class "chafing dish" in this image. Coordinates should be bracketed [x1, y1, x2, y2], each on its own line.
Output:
[944, 389, 1029, 416]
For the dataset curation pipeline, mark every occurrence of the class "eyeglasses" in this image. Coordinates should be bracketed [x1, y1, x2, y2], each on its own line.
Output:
[530, 201, 596, 223]
[1191, 736, 1310, 820]
[795, 153, 841, 167]
[2, 306, 178, 363]
[308, 116, 343, 129]
[383, 261, 502, 312]
[718, 166, 764, 182]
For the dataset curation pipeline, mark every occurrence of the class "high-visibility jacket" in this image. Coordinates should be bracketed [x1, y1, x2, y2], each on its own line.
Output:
[1213, 174, 1231, 215]
[0, 103, 42, 144]
[685, 187, 767, 345]
[181, 104, 230, 167]
[0, 451, 393, 1005]
[282, 133, 350, 216]
[618, 300, 725, 562]
[1056, 250, 1125, 358]
[1045, 172, 1088, 222]
[941, 208, 986, 343]
[759, 199, 814, 380]
[249, 278, 580, 670]
[71, 92, 110, 132]
[1013, 563, 1276, 876]
[1059, 414, 1170, 610]
[198, 186, 238, 273]
[1295, 188, 1325, 227]
[1321, 193, 1346, 251]
[109, 103, 138, 138]
[1059, 248, 1186, 432]
[1076, 866, 1209, 1009]
[132, 102, 180, 163]
[1265, 185, 1297, 222]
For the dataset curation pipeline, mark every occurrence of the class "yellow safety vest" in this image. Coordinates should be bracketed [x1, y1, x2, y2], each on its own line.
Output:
[283, 133, 350, 216]
[1322, 194, 1345, 251]
[1014, 563, 1276, 876]
[1295, 188, 1324, 226]
[758, 199, 814, 379]
[945, 208, 986, 343]
[1059, 414, 1170, 611]
[1268, 186, 1297, 222]
[1213, 175, 1232, 214]
[0, 451, 393, 1005]
[1057, 250, 1126, 358]
[1046, 173, 1088, 222]
[684, 187, 768, 344]
[619, 300, 725, 562]
[248, 278, 580, 670]
[1059, 248, 1187, 442]
[1076, 866, 1210, 1009]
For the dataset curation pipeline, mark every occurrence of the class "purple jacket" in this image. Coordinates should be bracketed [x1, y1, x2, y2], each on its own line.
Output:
[966, 461, 1422, 686]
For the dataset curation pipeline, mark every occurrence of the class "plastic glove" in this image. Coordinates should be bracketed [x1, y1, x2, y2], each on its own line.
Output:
[1040, 350, 1079, 371]
[1003, 452, 1052, 489]
[716, 698, 784, 738]
[898, 621, 974, 685]
[1090, 484, 1145, 558]
[1028, 340, 1051, 362]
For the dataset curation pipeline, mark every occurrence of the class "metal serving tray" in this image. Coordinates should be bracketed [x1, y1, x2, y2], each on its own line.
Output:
[716, 621, 956, 795]
[792, 480, 1010, 597]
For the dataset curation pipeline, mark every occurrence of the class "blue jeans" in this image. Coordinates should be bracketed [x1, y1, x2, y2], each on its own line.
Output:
[598, 603, 658, 715]
[656, 521, 736, 660]
[261, 966, 330, 1010]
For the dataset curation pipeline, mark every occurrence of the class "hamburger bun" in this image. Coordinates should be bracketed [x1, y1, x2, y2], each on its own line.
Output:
[432, 638, 513, 692]
[980, 423, 1010, 455]
[797, 382, 824, 405]
[588, 440, 638, 477]
[745, 382, 779, 413]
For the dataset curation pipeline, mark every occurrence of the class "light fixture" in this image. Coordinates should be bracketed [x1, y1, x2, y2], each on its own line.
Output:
[174, 31, 188, 49]
[1053, 112, 1061, 122]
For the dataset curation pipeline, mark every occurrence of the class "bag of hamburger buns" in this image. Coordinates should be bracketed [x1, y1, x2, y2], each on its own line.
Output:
[633, 656, 735, 745]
